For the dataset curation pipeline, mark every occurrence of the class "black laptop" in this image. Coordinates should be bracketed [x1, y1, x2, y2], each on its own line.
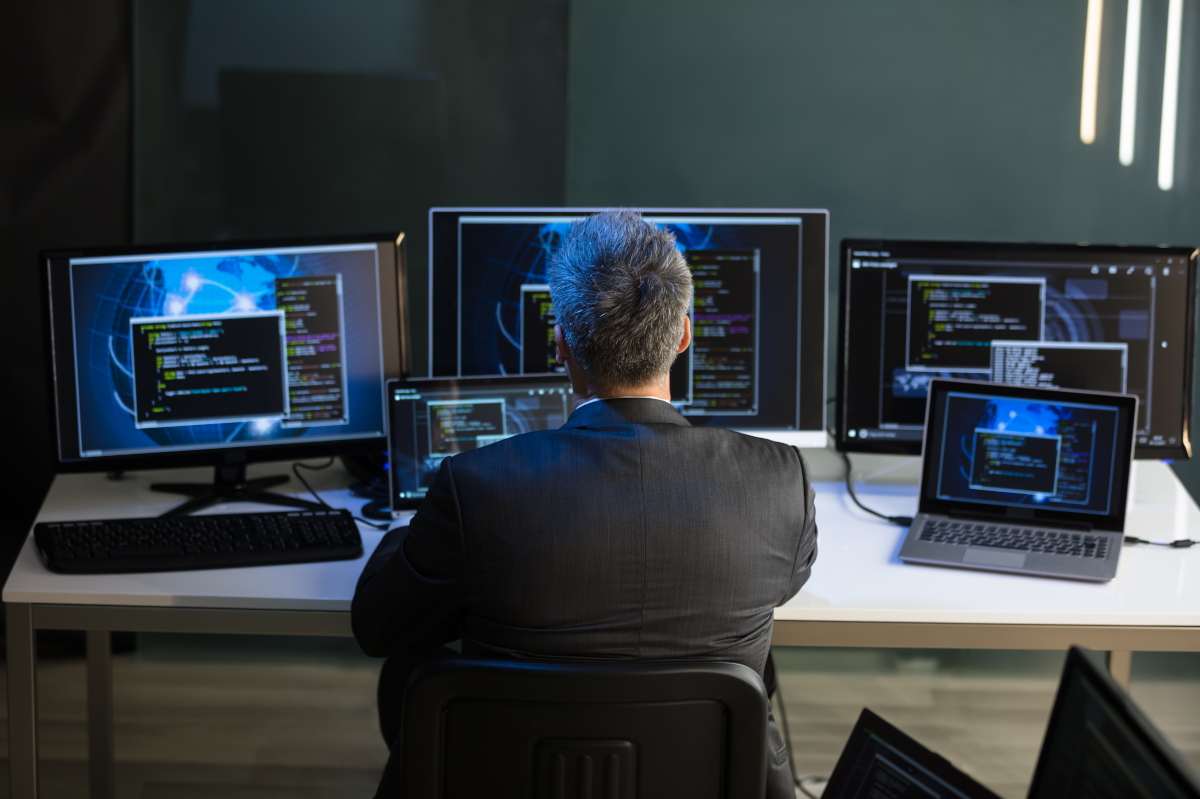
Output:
[823, 708, 1001, 798]
[385, 374, 573, 514]
[1028, 646, 1200, 798]
[899, 379, 1138, 581]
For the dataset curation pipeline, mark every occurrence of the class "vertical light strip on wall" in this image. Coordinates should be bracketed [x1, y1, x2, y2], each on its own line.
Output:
[1159, 0, 1184, 189]
[1081, 0, 1105, 144]
[1119, 0, 1142, 164]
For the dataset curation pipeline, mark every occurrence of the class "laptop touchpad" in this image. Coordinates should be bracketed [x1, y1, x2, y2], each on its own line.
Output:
[963, 548, 1027, 569]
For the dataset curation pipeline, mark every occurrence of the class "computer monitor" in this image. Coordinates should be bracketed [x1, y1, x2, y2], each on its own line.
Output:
[386, 374, 572, 511]
[43, 234, 407, 513]
[823, 708, 1001, 798]
[1028, 646, 1200, 798]
[428, 208, 829, 445]
[836, 240, 1197, 460]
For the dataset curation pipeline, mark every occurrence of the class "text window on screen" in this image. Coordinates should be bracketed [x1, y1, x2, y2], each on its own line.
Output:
[906, 275, 1046, 372]
[969, 430, 1061, 495]
[129, 312, 288, 428]
[427, 399, 508, 457]
[991, 341, 1129, 394]
[684, 250, 760, 415]
[520, 284, 562, 375]
[277, 275, 350, 426]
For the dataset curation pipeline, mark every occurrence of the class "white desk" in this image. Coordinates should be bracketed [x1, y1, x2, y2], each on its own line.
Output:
[774, 461, 1200, 661]
[6, 460, 1200, 798]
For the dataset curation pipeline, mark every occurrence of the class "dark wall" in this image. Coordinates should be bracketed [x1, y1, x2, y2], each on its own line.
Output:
[567, 0, 1200, 493]
[134, 0, 570, 376]
[0, 2, 131, 565]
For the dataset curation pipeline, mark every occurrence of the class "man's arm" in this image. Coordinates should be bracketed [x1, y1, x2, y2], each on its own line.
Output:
[782, 448, 819, 604]
[351, 457, 466, 657]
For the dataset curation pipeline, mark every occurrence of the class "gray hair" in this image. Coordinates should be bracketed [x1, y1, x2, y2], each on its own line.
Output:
[548, 209, 693, 390]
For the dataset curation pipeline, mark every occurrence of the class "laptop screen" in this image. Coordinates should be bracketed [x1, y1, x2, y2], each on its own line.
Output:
[387, 375, 572, 504]
[823, 709, 1000, 799]
[921, 380, 1137, 529]
[1028, 647, 1200, 798]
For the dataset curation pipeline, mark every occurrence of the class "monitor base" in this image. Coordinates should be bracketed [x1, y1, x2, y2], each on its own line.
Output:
[152, 465, 326, 517]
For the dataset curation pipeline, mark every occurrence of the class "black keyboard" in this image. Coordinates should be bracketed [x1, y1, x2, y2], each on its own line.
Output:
[34, 509, 363, 574]
[919, 519, 1110, 559]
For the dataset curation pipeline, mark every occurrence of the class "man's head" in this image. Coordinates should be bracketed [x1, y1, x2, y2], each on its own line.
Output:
[548, 209, 693, 393]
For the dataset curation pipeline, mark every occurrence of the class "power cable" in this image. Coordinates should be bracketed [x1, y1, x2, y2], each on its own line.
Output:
[839, 451, 913, 527]
[292, 458, 392, 531]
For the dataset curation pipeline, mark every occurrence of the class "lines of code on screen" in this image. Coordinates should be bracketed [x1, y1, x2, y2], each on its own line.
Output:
[277, 276, 348, 426]
[428, 400, 507, 456]
[970, 430, 1061, 495]
[687, 250, 759, 414]
[991, 343, 1127, 394]
[129, 313, 287, 428]
[907, 276, 1045, 371]
[520, 285, 561, 375]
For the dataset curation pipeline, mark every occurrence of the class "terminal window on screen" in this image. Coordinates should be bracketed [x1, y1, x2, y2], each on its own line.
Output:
[907, 276, 1045, 372]
[934, 393, 1119, 514]
[427, 399, 509, 456]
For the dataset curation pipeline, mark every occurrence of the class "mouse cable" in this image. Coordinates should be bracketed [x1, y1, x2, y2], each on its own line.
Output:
[1123, 536, 1196, 548]
[840, 451, 914, 527]
[292, 458, 393, 531]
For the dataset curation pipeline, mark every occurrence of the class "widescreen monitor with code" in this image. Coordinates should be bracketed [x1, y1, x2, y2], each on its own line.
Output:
[837, 240, 1196, 459]
[427, 208, 829, 445]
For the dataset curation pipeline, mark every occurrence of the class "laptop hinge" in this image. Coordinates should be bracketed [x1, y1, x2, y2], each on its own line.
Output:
[947, 510, 1092, 532]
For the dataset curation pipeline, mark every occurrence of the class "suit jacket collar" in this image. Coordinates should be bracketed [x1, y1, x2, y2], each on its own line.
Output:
[563, 398, 692, 429]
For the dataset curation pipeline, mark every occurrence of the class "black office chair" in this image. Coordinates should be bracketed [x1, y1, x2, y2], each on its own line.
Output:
[393, 658, 770, 798]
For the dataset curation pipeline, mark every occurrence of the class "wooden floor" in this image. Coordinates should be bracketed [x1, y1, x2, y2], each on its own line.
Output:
[0, 640, 1195, 798]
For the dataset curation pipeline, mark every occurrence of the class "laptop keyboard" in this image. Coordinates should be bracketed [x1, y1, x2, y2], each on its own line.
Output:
[919, 519, 1110, 559]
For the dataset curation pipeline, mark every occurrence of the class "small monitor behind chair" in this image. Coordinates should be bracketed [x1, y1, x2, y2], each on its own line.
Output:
[1027, 646, 1200, 798]
[822, 708, 1001, 798]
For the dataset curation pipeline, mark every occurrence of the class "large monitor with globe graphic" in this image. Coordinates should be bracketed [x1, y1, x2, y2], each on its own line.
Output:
[44, 234, 405, 471]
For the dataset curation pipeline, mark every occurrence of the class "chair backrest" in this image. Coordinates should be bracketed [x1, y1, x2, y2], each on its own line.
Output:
[399, 658, 770, 799]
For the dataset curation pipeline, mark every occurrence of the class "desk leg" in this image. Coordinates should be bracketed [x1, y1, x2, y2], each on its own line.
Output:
[7, 602, 39, 798]
[86, 630, 115, 799]
[1107, 650, 1133, 691]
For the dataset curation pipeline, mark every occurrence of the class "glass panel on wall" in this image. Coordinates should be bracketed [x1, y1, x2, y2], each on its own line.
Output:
[134, 0, 569, 375]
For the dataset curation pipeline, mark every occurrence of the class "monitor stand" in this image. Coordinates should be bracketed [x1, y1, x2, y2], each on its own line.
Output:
[151, 464, 326, 518]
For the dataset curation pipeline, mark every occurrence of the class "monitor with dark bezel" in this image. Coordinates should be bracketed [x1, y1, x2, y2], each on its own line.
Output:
[43, 234, 407, 512]
[428, 208, 829, 446]
[836, 239, 1197, 460]
[1028, 646, 1200, 798]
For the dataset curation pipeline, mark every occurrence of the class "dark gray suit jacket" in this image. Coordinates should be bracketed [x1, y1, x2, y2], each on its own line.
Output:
[353, 398, 819, 796]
